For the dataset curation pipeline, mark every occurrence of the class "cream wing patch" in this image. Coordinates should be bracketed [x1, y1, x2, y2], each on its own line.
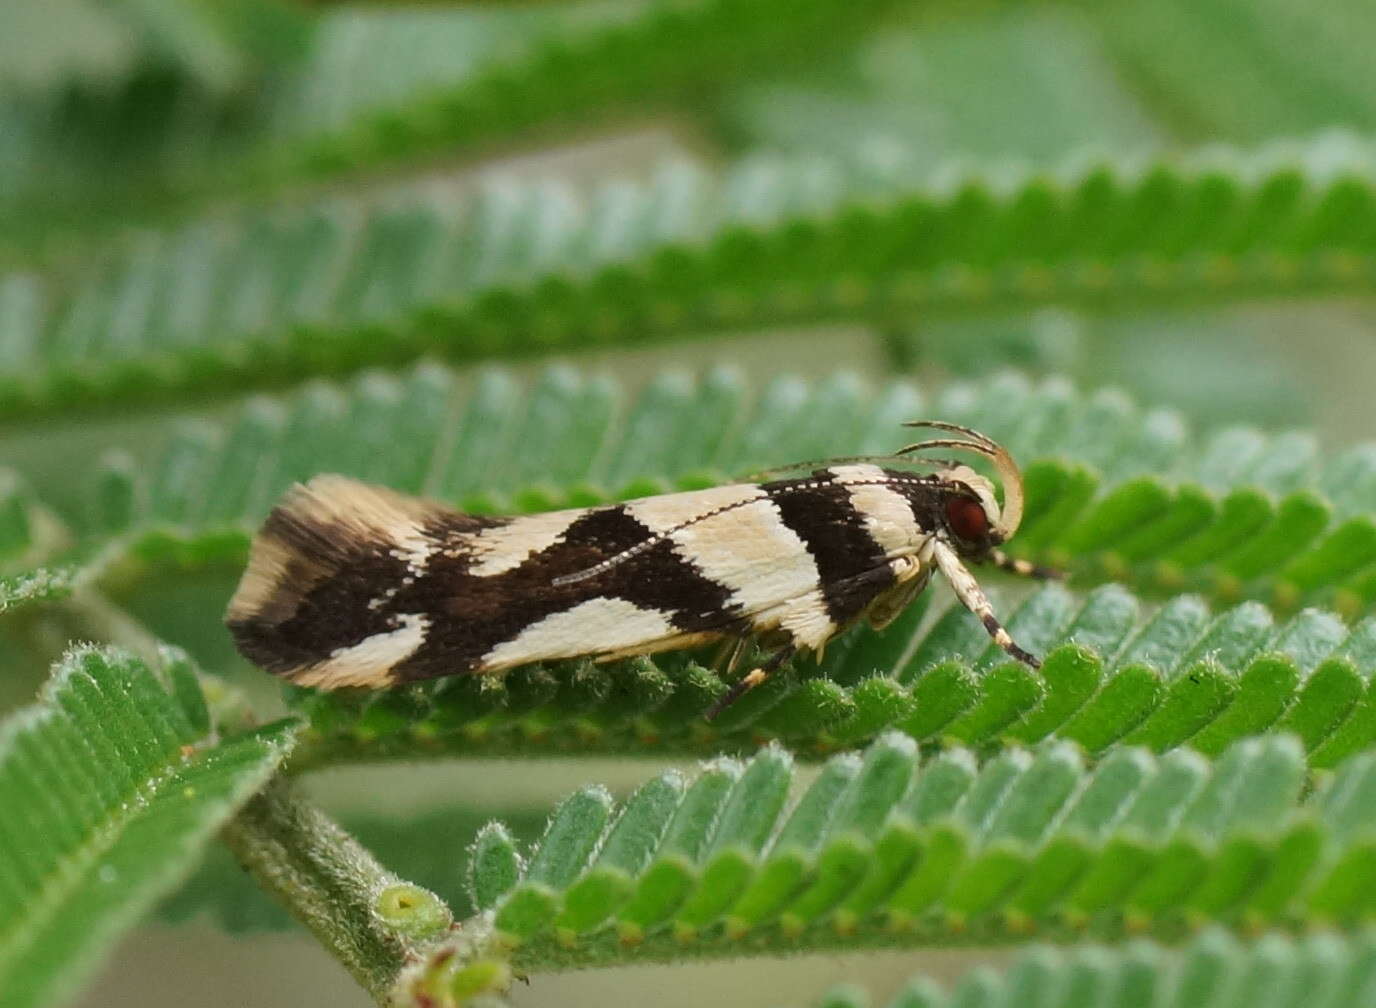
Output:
[626, 483, 821, 616]
[297, 475, 443, 551]
[230, 474, 444, 622]
[829, 464, 926, 557]
[293, 613, 429, 688]
[227, 533, 332, 624]
[464, 508, 585, 577]
[482, 598, 679, 669]
[773, 588, 837, 650]
[622, 483, 765, 533]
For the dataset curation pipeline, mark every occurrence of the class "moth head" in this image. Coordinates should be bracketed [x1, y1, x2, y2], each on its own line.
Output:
[934, 465, 1004, 554]
[896, 421, 1025, 544]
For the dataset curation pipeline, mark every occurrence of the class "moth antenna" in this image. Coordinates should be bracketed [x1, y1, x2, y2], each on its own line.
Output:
[552, 538, 655, 586]
[555, 454, 960, 588]
[891, 457, 967, 471]
[984, 439, 1024, 540]
[742, 453, 933, 482]
[893, 437, 990, 456]
[902, 419, 1001, 450]
[898, 422, 1024, 541]
[551, 494, 765, 586]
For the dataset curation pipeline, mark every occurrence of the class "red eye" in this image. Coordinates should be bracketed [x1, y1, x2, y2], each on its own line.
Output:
[945, 496, 989, 542]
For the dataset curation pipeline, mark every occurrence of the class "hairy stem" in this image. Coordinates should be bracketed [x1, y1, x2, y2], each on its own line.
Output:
[221, 777, 448, 1002]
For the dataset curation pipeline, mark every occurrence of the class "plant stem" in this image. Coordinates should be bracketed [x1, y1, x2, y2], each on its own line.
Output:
[221, 776, 435, 1002]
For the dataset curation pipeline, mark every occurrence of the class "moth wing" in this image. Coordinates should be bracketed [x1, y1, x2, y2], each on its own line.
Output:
[476, 484, 833, 670]
[619, 484, 867, 654]
[227, 474, 460, 629]
[227, 474, 929, 688]
[626, 488, 819, 613]
[225, 475, 484, 686]
[461, 488, 778, 671]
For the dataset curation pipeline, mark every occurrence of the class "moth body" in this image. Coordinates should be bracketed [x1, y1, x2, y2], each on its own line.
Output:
[226, 422, 1047, 712]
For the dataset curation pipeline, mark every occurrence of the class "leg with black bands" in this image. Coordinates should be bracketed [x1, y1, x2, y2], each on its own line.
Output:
[990, 548, 1062, 581]
[705, 644, 797, 721]
[933, 541, 1042, 670]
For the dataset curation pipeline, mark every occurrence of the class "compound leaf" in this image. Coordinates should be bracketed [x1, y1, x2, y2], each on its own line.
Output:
[0, 646, 297, 1008]
[795, 928, 1376, 1008]
[471, 732, 1376, 970]
[10, 138, 1376, 421]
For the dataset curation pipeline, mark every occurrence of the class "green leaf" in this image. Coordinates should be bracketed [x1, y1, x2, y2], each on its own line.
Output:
[12, 135, 1376, 422]
[3, 0, 898, 253]
[0, 0, 297, 105]
[492, 782, 627, 944]
[472, 731, 1376, 969]
[792, 928, 1376, 1008]
[1097, 0, 1376, 142]
[284, 575, 1376, 768]
[555, 771, 683, 935]
[468, 822, 524, 914]
[722, 7, 1161, 165]
[0, 567, 73, 614]
[616, 759, 740, 942]
[526, 786, 613, 892]
[726, 755, 858, 935]
[0, 646, 297, 1008]
[281, 0, 895, 172]
[673, 745, 793, 938]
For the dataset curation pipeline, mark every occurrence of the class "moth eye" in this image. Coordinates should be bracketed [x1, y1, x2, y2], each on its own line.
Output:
[945, 496, 989, 542]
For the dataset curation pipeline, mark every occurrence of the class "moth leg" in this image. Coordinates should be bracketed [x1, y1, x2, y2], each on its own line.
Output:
[705, 644, 797, 721]
[864, 556, 933, 631]
[866, 572, 928, 631]
[990, 548, 1062, 581]
[932, 541, 1041, 668]
[710, 632, 752, 678]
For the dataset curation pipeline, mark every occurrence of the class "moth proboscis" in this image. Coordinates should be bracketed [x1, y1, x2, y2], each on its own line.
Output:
[226, 420, 1054, 719]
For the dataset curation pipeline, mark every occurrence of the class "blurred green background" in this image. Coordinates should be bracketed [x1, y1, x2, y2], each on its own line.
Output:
[5, 0, 1376, 1004]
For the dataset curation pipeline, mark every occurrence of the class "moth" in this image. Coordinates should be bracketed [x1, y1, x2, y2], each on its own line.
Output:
[227, 421, 1050, 717]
